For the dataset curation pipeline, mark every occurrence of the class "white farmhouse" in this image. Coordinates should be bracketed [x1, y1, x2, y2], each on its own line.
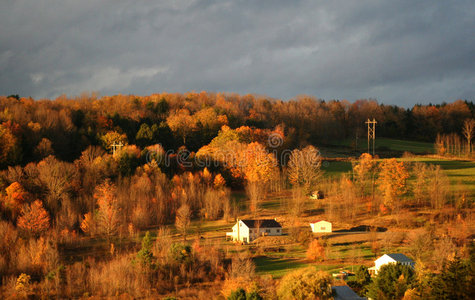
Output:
[310, 220, 332, 233]
[226, 219, 282, 243]
[369, 253, 415, 275]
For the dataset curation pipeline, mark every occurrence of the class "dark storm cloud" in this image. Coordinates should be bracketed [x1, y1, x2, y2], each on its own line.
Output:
[0, 0, 473, 106]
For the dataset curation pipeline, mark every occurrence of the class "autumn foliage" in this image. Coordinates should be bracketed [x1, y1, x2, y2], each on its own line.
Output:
[3, 182, 29, 217]
[17, 200, 50, 236]
[378, 158, 409, 211]
[306, 239, 326, 262]
[94, 181, 121, 237]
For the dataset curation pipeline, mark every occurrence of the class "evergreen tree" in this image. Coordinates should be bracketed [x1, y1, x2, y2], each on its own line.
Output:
[430, 257, 472, 299]
[367, 263, 414, 300]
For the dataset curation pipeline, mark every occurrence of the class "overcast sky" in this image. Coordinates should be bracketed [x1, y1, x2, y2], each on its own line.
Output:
[0, 0, 474, 106]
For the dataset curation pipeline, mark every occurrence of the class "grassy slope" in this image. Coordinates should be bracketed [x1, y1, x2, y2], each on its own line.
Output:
[61, 139, 473, 281]
[252, 152, 475, 279]
[400, 157, 475, 196]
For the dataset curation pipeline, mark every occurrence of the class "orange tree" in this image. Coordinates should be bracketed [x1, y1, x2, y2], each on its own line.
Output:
[17, 200, 50, 237]
[377, 158, 409, 211]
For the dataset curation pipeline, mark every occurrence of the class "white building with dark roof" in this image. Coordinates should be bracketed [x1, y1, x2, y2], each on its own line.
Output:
[369, 253, 415, 275]
[226, 219, 282, 243]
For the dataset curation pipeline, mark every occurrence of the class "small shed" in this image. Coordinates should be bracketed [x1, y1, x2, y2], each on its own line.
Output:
[309, 190, 324, 200]
[310, 220, 332, 233]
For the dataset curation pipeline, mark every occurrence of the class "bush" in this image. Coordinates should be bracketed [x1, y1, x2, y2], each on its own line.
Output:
[168, 243, 193, 264]
[277, 267, 333, 300]
[306, 239, 325, 262]
[227, 288, 263, 300]
[228, 288, 246, 300]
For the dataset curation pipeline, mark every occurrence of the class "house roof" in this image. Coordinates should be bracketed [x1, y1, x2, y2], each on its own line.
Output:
[241, 219, 282, 228]
[382, 253, 414, 263]
[332, 286, 365, 300]
[310, 220, 331, 224]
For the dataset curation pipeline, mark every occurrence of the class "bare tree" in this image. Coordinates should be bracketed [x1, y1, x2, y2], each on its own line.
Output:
[462, 119, 475, 154]
[176, 204, 191, 242]
[428, 165, 450, 209]
[288, 146, 323, 193]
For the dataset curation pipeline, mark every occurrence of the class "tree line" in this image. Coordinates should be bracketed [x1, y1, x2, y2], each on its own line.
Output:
[0, 93, 474, 168]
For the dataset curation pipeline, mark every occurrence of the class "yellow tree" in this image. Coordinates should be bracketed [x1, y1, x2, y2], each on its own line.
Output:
[378, 158, 409, 211]
[100, 131, 128, 152]
[0, 122, 21, 167]
[244, 142, 279, 213]
[166, 109, 196, 145]
[352, 153, 378, 212]
[94, 181, 121, 237]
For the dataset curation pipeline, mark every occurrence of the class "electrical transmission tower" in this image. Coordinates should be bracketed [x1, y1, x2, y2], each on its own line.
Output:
[111, 141, 124, 155]
[366, 118, 377, 156]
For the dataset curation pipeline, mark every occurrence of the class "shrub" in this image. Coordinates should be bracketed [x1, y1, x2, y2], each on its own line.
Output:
[277, 267, 333, 300]
[228, 288, 246, 300]
[15, 273, 31, 292]
[135, 231, 155, 268]
[306, 239, 325, 262]
[168, 243, 193, 264]
[227, 288, 263, 300]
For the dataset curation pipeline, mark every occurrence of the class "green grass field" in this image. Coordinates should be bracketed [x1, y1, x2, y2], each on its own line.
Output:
[250, 153, 475, 279]
[322, 161, 352, 177]
[254, 256, 311, 278]
[400, 157, 475, 196]
[325, 138, 435, 155]
[374, 138, 435, 154]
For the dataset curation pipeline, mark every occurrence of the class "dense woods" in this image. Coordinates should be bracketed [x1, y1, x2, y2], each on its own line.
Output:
[0, 92, 473, 298]
[0, 93, 473, 168]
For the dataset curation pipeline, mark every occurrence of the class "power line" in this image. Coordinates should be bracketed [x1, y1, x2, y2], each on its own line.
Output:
[366, 118, 377, 156]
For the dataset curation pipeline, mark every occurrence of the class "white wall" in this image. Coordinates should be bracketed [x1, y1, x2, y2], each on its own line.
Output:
[311, 221, 332, 233]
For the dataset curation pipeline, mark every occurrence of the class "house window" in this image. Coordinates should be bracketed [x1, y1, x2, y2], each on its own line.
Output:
[276, 229, 280, 233]
[266, 229, 270, 233]
[321, 227, 326, 230]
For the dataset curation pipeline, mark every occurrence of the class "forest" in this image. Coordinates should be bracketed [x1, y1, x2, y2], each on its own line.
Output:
[0, 92, 473, 299]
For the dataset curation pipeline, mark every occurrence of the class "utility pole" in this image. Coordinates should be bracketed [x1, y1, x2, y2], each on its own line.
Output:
[366, 119, 377, 156]
[111, 141, 124, 155]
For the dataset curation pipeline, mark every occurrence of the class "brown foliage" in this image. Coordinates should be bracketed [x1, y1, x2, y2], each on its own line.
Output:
[15, 236, 59, 276]
[176, 204, 191, 241]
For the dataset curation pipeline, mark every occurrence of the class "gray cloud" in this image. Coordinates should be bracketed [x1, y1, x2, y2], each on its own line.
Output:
[0, 0, 473, 106]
